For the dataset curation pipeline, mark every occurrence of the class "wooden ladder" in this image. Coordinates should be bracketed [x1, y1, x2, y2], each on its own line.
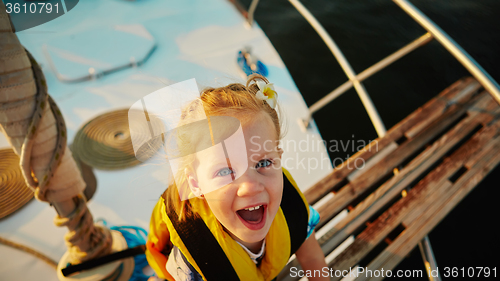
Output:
[278, 77, 500, 281]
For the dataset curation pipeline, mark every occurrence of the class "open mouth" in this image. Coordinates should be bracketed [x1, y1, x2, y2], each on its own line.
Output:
[236, 204, 266, 230]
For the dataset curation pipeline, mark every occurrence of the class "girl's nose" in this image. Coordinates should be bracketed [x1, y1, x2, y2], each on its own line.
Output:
[236, 173, 264, 197]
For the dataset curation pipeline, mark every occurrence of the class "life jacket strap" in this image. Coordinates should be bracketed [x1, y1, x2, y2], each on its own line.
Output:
[166, 205, 240, 280]
[281, 170, 309, 256]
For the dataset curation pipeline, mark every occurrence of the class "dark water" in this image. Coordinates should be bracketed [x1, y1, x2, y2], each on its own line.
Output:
[242, 0, 500, 278]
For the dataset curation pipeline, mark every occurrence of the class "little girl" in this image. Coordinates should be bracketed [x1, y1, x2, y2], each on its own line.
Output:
[146, 75, 328, 281]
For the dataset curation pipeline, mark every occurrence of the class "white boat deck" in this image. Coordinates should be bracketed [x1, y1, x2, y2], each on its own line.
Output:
[0, 0, 332, 279]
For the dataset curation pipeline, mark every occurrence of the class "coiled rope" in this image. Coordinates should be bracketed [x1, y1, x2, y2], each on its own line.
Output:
[0, 148, 33, 219]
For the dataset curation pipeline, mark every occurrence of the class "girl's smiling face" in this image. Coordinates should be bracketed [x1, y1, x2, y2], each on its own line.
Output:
[187, 112, 283, 250]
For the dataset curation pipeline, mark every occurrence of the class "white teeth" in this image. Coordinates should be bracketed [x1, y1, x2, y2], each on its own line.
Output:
[244, 205, 262, 211]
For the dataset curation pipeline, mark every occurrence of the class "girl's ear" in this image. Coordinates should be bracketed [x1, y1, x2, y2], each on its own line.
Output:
[185, 168, 203, 199]
[277, 147, 283, 158]
[274, 147, 283, 170]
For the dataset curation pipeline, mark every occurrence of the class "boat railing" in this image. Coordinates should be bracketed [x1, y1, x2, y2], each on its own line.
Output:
[242, 0, 500, 279]
[245, 0, 500, 136]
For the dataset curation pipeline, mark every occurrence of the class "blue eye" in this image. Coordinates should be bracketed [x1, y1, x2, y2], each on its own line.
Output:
[256, 159, 273, 169]
[216, 167, 234, 177]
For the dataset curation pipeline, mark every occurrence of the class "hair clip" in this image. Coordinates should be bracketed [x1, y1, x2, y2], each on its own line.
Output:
[255, 80, 277, 109]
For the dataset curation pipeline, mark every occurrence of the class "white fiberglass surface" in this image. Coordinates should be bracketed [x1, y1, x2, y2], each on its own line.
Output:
[0, 1, 332, 279]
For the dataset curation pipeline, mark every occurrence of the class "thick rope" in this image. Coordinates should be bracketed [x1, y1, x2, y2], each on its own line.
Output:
[0, 3, 113, 264]
[0, 23, 83, 203]
[54, 196, 113, 264]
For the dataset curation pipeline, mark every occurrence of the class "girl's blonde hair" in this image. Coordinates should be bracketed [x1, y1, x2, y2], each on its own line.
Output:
[163, 74, 282, 221]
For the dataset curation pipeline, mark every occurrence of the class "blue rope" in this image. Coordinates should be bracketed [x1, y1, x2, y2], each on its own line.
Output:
[99, 220, 153, 281]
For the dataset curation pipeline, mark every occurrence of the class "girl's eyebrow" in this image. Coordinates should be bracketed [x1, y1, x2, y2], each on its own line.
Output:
[249, 150, 279, 159]
[205, 159, 229, 170]
[204, 158, 233, 172]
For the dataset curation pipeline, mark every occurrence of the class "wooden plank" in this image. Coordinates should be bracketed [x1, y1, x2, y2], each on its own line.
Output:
[277, 79, 487, 281]
[401, 135, 500, 227]
[347, 123, 500, 280]
[315, 87, 483, 228]
[361, 156, 500, 281]
[318, 93, 498, 254]
[327, 117, 500, 281]
[303, 78, 480, 205]
[405, 80, 482, 138]
[361, 137, 500, 281]
[346, 142, 398, 182]
[328, 174, 453, 280]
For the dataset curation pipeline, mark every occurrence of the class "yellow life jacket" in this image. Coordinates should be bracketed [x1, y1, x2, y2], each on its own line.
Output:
[146, 168, 309, 281]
